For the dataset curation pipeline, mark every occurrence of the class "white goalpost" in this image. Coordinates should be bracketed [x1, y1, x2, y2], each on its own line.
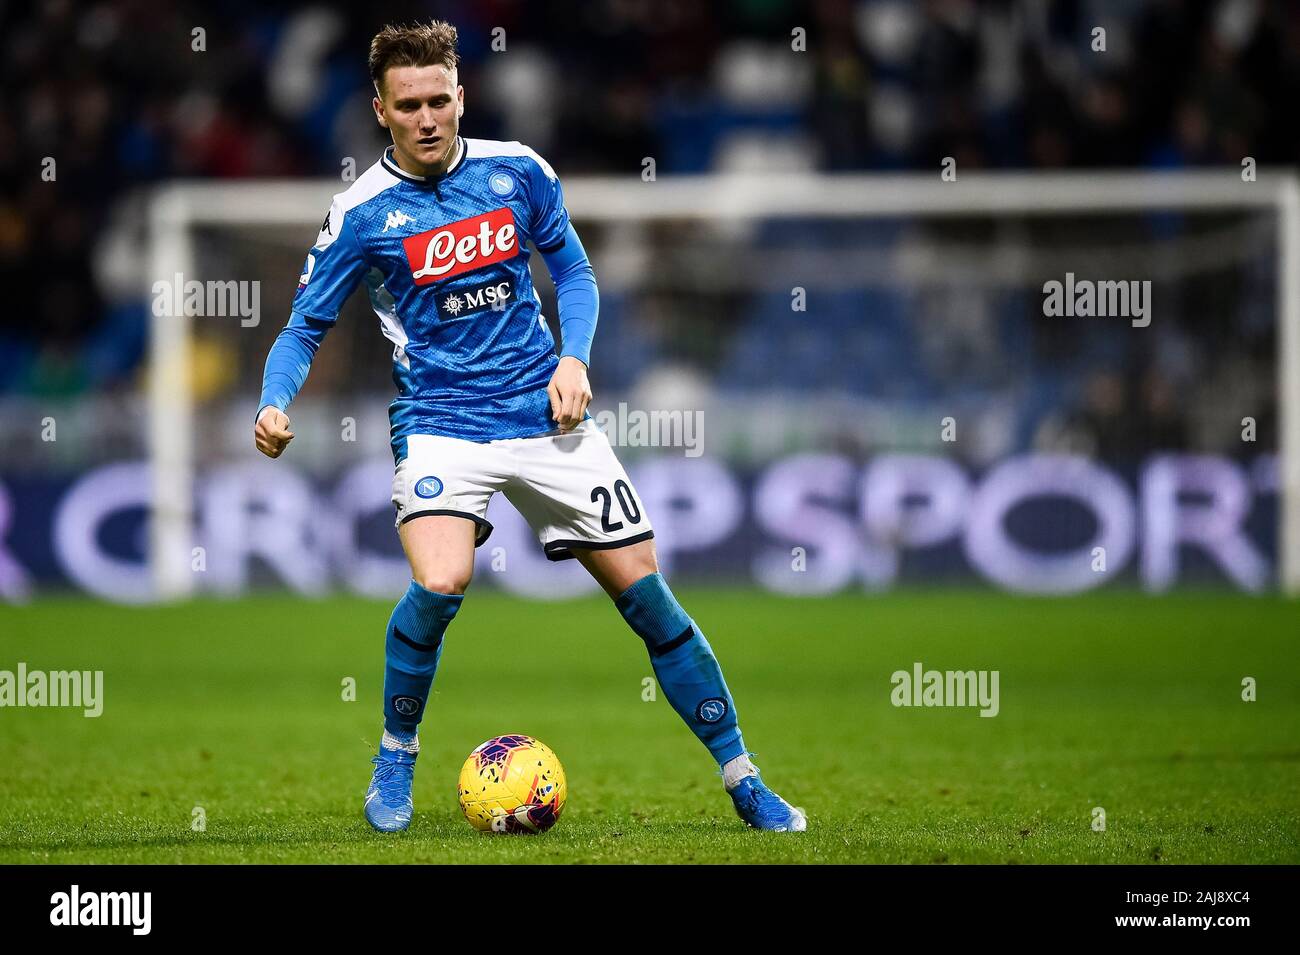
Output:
[146, 169, 1300, 598]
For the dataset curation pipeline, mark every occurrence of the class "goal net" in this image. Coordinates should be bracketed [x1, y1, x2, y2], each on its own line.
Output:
[144, 170, 1300, 600]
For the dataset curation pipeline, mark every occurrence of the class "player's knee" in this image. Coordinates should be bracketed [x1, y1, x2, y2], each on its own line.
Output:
[413, 569, 472, 595]
[625, 549, 659, 584]
[590, 542, 659, 597]
[621, 561, 655, 589]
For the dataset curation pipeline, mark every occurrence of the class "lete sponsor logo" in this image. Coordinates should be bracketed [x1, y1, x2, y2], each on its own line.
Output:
[403, 208, 518, 285]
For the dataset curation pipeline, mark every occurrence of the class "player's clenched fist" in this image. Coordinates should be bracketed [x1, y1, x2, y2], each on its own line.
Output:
[255, 406, 295, 458]
[547, 355, 592, 432]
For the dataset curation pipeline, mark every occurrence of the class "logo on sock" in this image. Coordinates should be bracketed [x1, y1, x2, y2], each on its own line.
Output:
[414, 476, 443, 499]
[696, 698, 727, 723]
[392, 696, 422, 717]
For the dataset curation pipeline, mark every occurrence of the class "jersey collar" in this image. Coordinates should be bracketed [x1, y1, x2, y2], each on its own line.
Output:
[382, 137, 466, 186]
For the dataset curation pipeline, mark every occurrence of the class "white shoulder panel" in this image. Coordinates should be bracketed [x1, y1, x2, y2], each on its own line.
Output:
[337, 159, 402, 212]
[314, 160, 401, 250]
[464, 138, 557, 180]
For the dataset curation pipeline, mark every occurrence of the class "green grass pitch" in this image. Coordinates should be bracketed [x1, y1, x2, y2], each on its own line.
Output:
[1, 590, 1297, 864]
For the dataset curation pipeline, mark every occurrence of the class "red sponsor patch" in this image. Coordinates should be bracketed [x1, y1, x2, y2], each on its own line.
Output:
[402, 208, 518, 285]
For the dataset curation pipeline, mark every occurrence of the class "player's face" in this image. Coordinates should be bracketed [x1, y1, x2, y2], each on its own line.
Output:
[374, 64, 464, 176]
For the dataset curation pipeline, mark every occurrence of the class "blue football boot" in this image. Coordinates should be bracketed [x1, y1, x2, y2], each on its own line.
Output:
[728, 774, 808, 832]
[364, 742, 416, 832]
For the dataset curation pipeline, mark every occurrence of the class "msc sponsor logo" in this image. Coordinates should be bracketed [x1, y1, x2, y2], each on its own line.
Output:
[440, 279, 514, 319]
[403, 208, 518, 285]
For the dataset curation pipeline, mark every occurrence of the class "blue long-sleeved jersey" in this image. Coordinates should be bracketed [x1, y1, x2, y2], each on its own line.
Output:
[257, 138, 598, 461]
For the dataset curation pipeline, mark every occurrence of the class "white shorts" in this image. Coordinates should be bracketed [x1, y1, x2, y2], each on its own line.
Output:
[391, 420, 654, 561]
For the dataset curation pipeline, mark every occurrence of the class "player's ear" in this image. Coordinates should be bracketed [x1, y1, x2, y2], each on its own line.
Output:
[373, 96, 389, 129]
[456, 85, 464, 119]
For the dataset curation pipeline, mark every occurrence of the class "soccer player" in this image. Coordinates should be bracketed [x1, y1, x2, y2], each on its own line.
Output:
[254, 20, 805, 834]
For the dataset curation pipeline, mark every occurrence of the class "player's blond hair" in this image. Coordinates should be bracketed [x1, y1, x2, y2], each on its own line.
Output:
[368, 20, 460, 94]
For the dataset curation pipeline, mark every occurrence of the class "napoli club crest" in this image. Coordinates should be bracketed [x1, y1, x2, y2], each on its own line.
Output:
[488, 171, 516, 198]
[414, 476, 444, 499]
[696, 698, 728, 724]
[392, 696, 422, 717]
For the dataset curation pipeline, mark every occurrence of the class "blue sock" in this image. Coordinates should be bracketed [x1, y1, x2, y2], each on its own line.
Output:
[615, 572, 746, 765]
[383, 581, 463, 737]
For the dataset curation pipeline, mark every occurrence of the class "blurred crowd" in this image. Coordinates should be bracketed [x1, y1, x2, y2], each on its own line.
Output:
[0, 0, 1294, 457]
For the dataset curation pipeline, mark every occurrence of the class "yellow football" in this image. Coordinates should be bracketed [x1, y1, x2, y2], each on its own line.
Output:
[456, 735, 566, 833]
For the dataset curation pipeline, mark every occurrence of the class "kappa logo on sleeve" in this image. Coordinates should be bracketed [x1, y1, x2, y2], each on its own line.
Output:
[402, 208, 518, 285]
